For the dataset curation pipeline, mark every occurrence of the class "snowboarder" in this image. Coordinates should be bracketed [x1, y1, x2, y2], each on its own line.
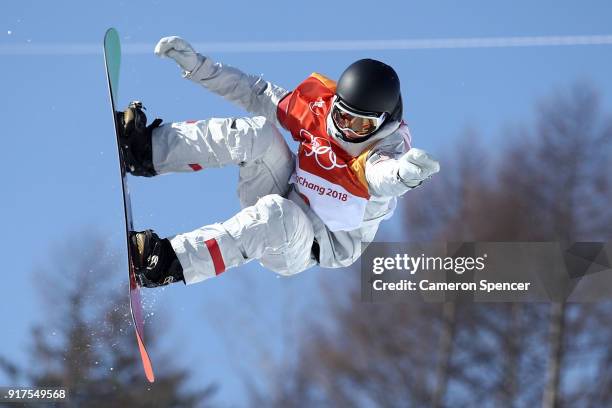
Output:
[120, 36, 440, 288]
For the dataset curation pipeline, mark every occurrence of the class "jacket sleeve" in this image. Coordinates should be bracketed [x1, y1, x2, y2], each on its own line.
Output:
[183, 55, 289, 127]
[365, 128, 414, 197]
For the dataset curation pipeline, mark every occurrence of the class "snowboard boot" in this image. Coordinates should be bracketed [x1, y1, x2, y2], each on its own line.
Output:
[116, 101, 163, 177]
[130, 229, 185, 288]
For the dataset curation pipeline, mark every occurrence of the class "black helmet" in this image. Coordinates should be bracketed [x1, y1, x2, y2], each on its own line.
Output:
[336, 58, 402, 122]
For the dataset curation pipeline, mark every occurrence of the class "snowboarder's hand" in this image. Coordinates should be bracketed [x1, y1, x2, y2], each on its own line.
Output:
[154, 36, 200, 72]
[397, 148, 440, 188]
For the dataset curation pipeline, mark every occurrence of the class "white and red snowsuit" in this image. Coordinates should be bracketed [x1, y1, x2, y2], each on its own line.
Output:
[151, 56, 415, 284]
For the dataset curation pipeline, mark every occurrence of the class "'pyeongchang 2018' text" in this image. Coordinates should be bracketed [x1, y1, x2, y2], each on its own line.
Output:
[296, 175, 348, 201]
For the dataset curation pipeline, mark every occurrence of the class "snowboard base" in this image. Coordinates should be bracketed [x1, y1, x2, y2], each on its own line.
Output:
[103, 27, 155, 383]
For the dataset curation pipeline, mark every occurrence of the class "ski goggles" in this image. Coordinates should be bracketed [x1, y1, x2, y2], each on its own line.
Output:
[331, 97, 387, 139]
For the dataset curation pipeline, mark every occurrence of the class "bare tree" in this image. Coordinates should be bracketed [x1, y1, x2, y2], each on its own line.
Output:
[250, 82, 612, 408]
[1, 231, 216, 407]
[496, 84, 612, 408]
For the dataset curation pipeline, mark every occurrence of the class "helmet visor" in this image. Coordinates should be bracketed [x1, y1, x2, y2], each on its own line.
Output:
[331, 99, 387, 139]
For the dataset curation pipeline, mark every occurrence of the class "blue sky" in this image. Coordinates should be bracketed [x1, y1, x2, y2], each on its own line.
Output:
[1, 0, 612, 404]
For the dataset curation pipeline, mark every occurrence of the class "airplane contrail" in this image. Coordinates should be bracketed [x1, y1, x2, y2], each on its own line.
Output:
[1, 34, 612, 55]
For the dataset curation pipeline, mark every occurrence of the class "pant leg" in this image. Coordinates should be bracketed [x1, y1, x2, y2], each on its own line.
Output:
[153, 114, 295, 204]
[170, 194, 316, 284]
[151, 116, 287, 175]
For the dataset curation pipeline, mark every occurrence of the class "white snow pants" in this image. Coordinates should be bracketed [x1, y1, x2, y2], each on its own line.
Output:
[151, 116, 317, 284]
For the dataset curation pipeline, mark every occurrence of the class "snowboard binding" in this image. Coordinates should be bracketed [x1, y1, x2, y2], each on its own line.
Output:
[130, 230, 185, 288]
[116, 101, 162, 177]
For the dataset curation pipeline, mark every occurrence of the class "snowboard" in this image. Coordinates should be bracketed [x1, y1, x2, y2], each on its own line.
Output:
[103, 28, 155, 383]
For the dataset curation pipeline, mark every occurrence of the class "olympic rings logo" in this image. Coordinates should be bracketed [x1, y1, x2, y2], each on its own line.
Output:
[300, 129, 347, 170]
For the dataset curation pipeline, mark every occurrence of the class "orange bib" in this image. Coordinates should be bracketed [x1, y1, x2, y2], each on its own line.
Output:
[278, 73, 371, 231]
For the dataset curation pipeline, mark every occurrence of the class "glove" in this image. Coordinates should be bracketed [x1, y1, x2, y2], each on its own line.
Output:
[154, 36, 200, 72]
[397, 148, 440, 188]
